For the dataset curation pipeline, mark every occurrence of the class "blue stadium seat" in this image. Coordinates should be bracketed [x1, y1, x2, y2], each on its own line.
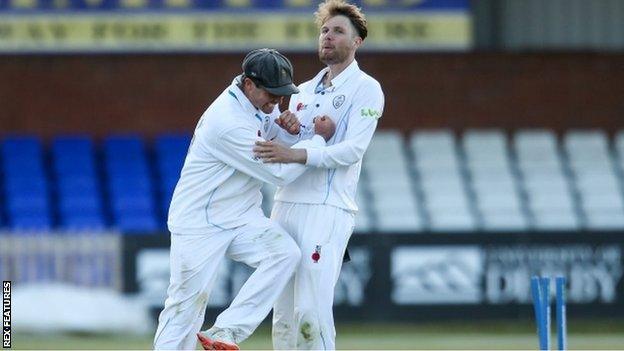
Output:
[155, 134, 191, 156]
[104, 135, 145, 155]
[108, 175, 153, 195]
[159, 175, 178, 199]
[158, 175, 178, 216]
[52, 135, 93, 152]
[58, 195, 103, 215]
[6, 196, 51, 232]
[2, 136, 45, 177]
[5, 177, 48, 196]
[57, 176, 99, 195]
[10, 213, 52, 231]
[154, 134, 189, 224]
[157, 157, 186, 182]
[5, 199, 49, 225]
[104, 135, 159, 232]
[105, 158, 150, 177]
[1, 134, 172, 233]
[6, 194, 49, 215]
[2, 136, 52, 231]
[2, 159, 45, 178]
[116, 212, 159, 233]
[104, 136, 149, 174]
[111, 193, 155, 214]
[155, 134, 190, 178]
[61, 214, 106, 231]
[52, 135, 97, 176]
[54, 157, 97, 177]
[51, 136, 105, 231]
[0, 199, 4, 228]
[104, 137, 149, 169]
[2, 135, 42, 158]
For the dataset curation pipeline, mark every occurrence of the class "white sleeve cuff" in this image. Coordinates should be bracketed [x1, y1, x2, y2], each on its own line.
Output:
[304, 135, 326, 166]
[281, 130, 301, 145]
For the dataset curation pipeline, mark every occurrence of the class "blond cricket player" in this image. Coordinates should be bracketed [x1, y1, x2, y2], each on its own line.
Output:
[153, 49, 335, 350]
[253, 1, 385, 349]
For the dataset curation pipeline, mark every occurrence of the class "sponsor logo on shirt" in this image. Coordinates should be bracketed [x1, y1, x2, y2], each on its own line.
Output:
[360, 108, 382, 119]
[296, 102, 308, 112]
[333, 95, 345, 109]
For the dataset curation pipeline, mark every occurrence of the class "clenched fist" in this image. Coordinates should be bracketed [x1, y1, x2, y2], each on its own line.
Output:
[275, 110, 301, 135]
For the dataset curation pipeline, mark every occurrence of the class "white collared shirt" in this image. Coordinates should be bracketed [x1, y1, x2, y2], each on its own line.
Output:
[168, 77, 325, 234]
[274, 60, 385, 212]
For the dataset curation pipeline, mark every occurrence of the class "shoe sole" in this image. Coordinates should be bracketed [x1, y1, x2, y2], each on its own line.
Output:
[197, 333, 240, 350]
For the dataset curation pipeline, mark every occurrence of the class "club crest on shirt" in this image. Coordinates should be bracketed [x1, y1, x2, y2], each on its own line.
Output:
[333, 95, 345, 109]
[312, 245, 321, 263]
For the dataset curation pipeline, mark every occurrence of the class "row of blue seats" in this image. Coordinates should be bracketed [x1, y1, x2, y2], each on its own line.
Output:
[0, 134, 190, 233]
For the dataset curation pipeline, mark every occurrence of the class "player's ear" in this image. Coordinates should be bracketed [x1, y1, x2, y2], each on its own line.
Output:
[353, 36, 362, 48]
[243, 77, 255, 91]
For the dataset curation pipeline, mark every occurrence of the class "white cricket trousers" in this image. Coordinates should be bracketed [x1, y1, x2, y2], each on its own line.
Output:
[271, 202, 355, 350]
[153, 219, 301, 350]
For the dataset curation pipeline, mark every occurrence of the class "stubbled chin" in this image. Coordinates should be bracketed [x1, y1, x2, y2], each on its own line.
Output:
[319, 52, 334, 64]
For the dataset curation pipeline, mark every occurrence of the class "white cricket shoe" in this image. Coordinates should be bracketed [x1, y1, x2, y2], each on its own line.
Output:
[197, 326, 240, 350]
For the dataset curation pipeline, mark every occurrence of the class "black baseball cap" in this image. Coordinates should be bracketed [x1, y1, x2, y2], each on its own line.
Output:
[242, 48, 299, 96]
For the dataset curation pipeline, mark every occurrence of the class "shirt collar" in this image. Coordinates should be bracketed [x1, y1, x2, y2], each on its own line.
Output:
[228, 75, 261, 116]
[309, 59, 360, 94]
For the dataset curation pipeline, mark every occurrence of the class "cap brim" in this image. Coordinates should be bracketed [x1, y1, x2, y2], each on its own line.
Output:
[264, 83, 299, 96]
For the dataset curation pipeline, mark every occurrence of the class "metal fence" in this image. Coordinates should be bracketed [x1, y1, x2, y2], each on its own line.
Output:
[0, 232, 123, 290]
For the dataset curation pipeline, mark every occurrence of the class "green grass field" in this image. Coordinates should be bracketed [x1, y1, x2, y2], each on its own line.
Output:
[12, 319, 624, 350]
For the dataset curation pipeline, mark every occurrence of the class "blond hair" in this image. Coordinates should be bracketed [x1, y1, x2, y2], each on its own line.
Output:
[314, 0, 368, 40]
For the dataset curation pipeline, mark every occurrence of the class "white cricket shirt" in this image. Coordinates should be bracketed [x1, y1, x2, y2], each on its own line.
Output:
[274, 60, 385, 212]
[168, 77, 326, 234]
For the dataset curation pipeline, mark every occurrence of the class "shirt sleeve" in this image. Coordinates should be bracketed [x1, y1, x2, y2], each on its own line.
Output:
[288, 93, 317, 142]
[263, 105, 304, 146]
[266, 92, 318, 145]
[211, 124, 324, 186]
[265, 121, 302, 146]
[305, 80, 384, 168]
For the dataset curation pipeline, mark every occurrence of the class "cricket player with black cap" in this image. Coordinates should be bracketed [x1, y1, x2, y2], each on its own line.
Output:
[153, 48, 335, 350]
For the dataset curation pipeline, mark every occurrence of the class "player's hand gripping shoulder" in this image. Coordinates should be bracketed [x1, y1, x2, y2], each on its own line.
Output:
[274, 110, 301, 135]
[254, 116, 336, 164]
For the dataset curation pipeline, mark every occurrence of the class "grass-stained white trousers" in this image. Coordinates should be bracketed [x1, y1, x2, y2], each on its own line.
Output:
[271, 202, 355, 350]
[153, 218, 301, 350]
